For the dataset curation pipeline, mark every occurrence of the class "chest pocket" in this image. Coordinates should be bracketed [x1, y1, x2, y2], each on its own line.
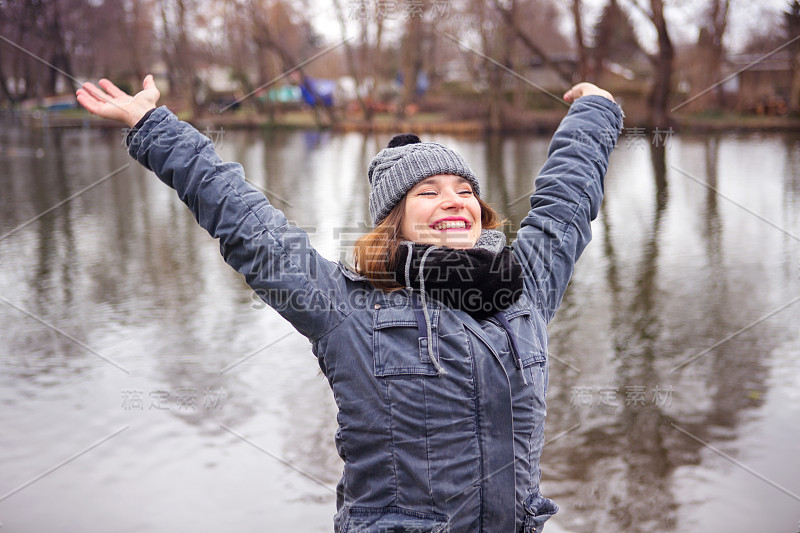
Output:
[372, 304, 440, 378]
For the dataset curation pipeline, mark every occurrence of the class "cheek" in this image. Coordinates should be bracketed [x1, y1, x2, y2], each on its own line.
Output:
[406, 202, 435, 231]
[469, 201, 483, 228]
[402, 202, 429, 237]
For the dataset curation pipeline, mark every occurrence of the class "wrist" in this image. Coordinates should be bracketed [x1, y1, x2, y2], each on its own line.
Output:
[127, 105, 156, 128]
[125, 107, 158, 148]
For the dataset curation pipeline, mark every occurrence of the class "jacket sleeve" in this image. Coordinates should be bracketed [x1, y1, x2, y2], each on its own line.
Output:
[512, 95, 624, 323]
[127, 106, 348, 341]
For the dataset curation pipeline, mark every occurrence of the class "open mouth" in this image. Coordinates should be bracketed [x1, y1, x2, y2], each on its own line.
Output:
[431, 219, 470, 231]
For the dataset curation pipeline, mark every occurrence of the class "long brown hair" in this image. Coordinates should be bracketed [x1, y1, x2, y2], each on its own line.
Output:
[352, 195, 504, 290]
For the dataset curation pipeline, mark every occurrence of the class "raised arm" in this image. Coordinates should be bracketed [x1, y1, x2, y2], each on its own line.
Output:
[77, 77, 349, 341]
[512, 83, 624, 323]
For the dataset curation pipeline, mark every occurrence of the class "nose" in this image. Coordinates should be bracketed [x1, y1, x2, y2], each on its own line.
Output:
[440, 188, 466, 210]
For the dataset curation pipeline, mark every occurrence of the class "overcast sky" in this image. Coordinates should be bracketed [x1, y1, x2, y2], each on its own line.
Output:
[308, 0, 792, 54]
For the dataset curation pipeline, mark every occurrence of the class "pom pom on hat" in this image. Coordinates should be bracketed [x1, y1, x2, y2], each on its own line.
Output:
[387, 133, 421, 148]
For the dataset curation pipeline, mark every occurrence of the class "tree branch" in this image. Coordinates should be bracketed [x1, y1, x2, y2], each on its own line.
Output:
[489, 0, 573, 85]
[617, 0, 658, 66]
[624, 0, 654, 22]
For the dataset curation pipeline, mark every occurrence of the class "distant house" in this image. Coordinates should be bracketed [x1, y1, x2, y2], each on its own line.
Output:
[727, 51, 794, 113]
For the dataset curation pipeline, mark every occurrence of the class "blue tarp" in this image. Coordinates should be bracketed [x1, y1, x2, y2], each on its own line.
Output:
[299, 78, 336, 107]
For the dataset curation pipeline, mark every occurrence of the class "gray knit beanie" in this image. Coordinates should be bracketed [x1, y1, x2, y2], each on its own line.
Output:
[368, 134, 480, 226]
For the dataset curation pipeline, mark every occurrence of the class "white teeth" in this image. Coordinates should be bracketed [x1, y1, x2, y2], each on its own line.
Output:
[433, 220, 467, 230]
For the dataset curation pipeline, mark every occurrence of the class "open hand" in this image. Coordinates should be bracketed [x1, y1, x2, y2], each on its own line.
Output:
[76, 75, 160, 128]
[563, 82, 615, 104]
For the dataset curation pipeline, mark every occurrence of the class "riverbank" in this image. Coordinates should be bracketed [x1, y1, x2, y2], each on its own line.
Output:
[5, 108, 800, 135]
[670, 112, 800, 133]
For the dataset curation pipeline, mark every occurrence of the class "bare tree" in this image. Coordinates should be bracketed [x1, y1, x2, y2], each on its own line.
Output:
[157, 0, 202, 114]
[358, 0, 386, 113]
[332, 0, 372, 121]
[248, 0, 338, 126]
[397, 2, 426, 118]
[441, 0, 572, 130]
[697, 0, 731, 109]
[218, 0, 260, 110]
[43, 2, 79, 94]
[177, 0, 203, 115]
[622, 0, 675, 126]
[572, 0, 590, 81]
[787, 0, 800, 113]
[483, 0, 514, 130]
[0, 1, 28, 104]
[594, 0, 643, 81]
[0, 0, 142, 105]
[124, 1, 153, 82]
[489, 0, 574, 85]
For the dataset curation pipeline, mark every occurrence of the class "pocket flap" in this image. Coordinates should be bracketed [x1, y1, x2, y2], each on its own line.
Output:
[373, 303, 438, 329]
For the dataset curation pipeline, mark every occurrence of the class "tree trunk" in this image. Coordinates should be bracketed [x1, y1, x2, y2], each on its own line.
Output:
[398, 2, 425, 119]
[249, 1, 337, 127]
[475, 0, 505, 131]
[46, 2, 79, 95]
[359, 7, 385, 116]
[710, 0, 730, 108]
[159, 0, 178, 105]
[572, 0, 590, 81]
[647, 0, 673, 127]
[122, 0, 148, 82]
[788, 1, 800, 113]
[333, 0, 372, 121]
[175, 0, 203, 117]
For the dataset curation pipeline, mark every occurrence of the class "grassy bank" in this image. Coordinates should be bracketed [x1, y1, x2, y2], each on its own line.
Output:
[8, 107, 800, 135]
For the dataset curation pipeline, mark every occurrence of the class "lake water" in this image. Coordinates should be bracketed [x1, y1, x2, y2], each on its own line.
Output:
[1, 122, 798, 532]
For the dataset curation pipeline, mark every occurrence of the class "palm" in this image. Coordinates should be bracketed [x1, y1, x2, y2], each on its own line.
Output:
[76, 76, 160, 127]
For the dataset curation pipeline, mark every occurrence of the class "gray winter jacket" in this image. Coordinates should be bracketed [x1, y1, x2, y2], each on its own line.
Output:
[127, 95, 624, 533]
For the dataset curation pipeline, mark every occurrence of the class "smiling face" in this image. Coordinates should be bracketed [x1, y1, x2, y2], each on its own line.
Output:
[400, 174, 482, 249]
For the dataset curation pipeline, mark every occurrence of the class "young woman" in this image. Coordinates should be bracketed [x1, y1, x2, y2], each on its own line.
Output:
[77, 76, 622, 533]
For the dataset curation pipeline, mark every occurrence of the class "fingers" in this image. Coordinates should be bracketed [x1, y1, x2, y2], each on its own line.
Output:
[76, 81, 126, 121]
[75, 88, 99, 113]
[98, 78, 130, 99]
[80, 81, 112, 103]
[76, 84, 106, 114]
[141, 74, 161, 105]
[77, 89, 114, 118]
[563, 82, 615, 103]
[564, 82, 590, 102]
